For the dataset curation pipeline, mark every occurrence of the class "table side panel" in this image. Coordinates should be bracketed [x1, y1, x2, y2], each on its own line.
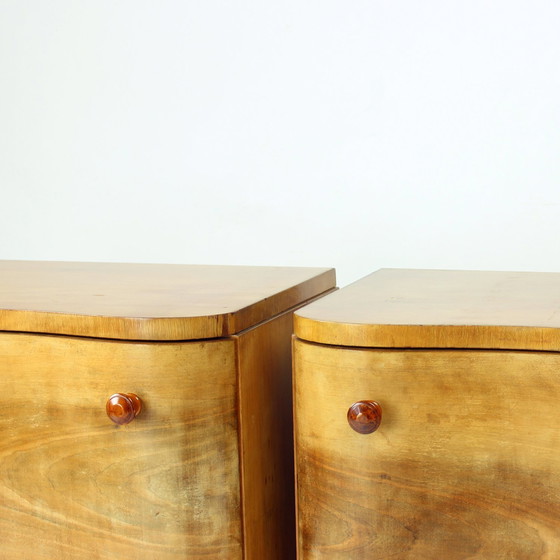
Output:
[235, 311, 297, 560]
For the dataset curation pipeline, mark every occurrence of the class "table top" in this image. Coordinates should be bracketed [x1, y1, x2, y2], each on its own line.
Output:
[294, 268, 560, 351]
[0, 260, 335, 341]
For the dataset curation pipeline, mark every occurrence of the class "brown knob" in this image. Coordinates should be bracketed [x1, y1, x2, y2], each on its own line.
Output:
[347, 400, 382, 434]
[106, 393, 142, 425]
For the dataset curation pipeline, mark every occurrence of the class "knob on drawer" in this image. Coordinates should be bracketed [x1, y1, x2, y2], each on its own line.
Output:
[347, 400, 382, 434]
[106, 393, 142, 425]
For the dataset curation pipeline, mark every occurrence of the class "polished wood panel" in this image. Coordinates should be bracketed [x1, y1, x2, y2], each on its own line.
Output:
[0, 261, 335, 340]
[235, 311, 297, 560]
[234, 288, 335, 559]
[294, 339, 560, 559]
[0, 333, 242, 559]
[295, 269, 560, 351]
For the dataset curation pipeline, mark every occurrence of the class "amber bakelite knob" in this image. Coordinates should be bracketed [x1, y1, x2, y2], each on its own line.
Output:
[347, 400, 382, 434]
[106, 393, 142, 425]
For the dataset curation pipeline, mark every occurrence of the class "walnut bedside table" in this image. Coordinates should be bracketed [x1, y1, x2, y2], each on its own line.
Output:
[293, 269, 560, 559]
[0, 260, 335, 559]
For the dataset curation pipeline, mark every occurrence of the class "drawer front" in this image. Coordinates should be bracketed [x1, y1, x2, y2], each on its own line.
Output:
[0, 333, 241, 560]
[294, 339, 560, 559]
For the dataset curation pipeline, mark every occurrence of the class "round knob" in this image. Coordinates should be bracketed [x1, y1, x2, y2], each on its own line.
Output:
[106, 393, 142, 425]
[347, 400, 382, 434]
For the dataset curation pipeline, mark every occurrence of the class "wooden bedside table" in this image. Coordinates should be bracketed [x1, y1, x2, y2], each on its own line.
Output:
[293, 269, 560, 559]
[0, 260, 335, 560]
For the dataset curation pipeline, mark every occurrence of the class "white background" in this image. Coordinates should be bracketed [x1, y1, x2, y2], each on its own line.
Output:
[1, 1, 559, 287]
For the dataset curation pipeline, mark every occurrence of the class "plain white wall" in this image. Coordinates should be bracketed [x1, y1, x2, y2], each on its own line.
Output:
[1, 1, 559, 287]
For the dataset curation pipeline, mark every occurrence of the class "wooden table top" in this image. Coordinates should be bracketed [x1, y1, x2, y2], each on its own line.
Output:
[295, 268, 560, 351]
[0, 260, 335, 340]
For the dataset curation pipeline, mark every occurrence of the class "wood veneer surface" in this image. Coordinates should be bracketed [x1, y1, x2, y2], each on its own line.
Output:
[0, 333, 242, 559]
[235, 311, 297, 559]
[294, 268, 560, 350]
[294, 339, 560, 559]
[0, 260, 335, 340]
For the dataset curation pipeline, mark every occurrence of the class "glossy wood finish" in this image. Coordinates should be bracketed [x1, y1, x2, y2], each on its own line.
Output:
[106, 393, 142, 425]
[295, 269, 560, 351]
[0, 261, 335, 341]
[235, 310, 297, 559]
[294, 339, 560, 559]
[0, 261, 336, 560]
[0, 333, 242, 559]
[347, 400, 382, 434]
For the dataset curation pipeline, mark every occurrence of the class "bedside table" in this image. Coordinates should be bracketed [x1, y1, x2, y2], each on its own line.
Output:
[0, 260, 335, 559]
[293, 269, 560, 559]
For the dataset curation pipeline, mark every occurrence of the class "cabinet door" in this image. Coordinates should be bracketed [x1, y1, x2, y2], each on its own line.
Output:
[294, 339, 560, 559]
[0, 333, 241, 560]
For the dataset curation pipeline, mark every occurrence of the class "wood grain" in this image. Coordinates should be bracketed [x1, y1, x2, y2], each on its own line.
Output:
[0, 260, 335, 340]
[235, 311, 298, 560]
[294, 269, 560, 351]
[234, 288, 335, 559]
[0, 332, 242, 559]
[294, 339, 560, 559]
